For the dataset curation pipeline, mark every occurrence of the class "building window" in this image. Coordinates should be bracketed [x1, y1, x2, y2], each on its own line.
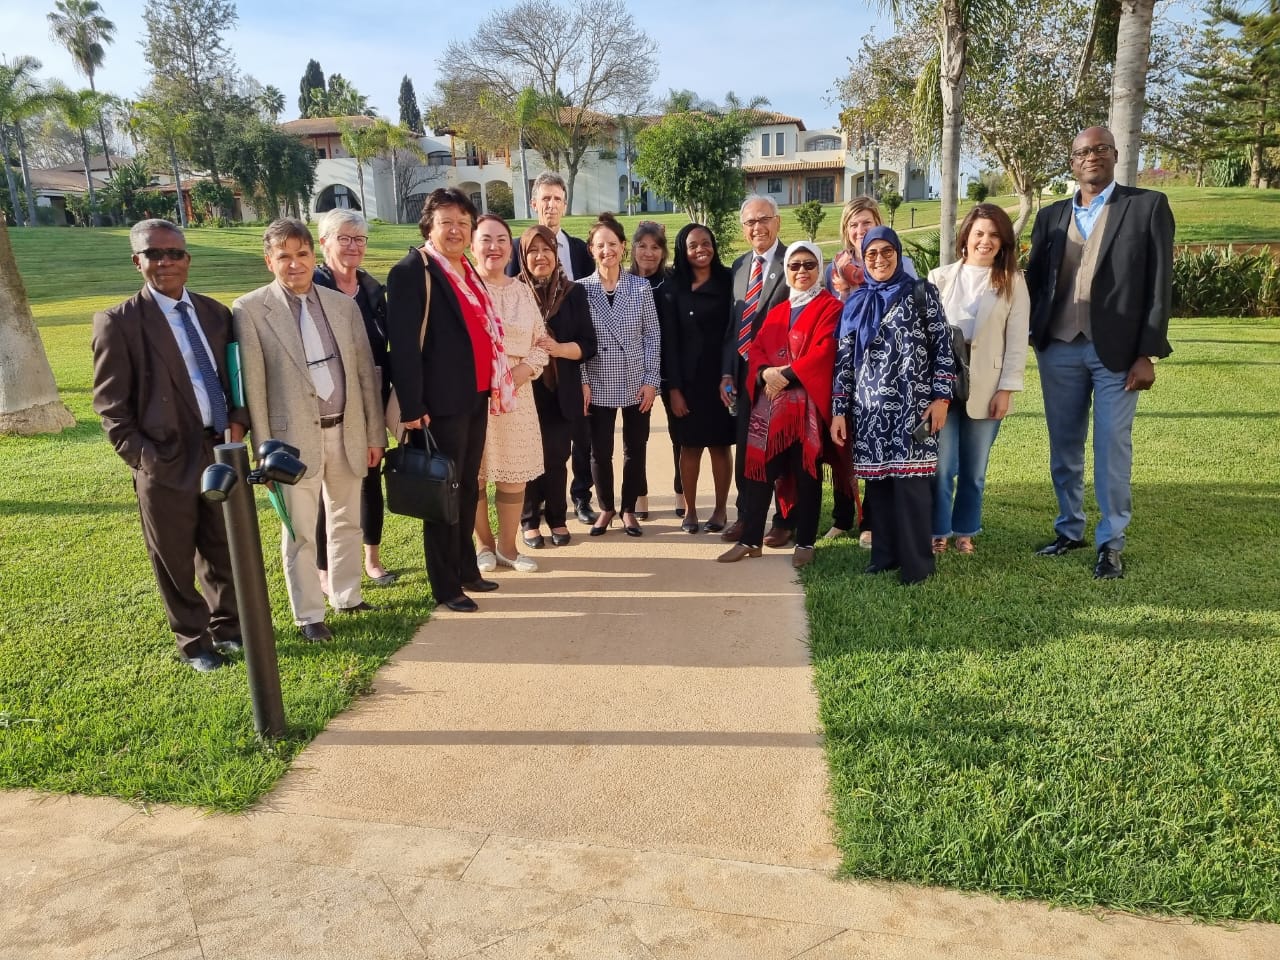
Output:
[469, 191, 482, 210]
[767, 178, 783, 194]
[775, 132, 784, 156]
[806, 136, 841, 151]
[316, 148, 327, 159]
[761, 133, 771, 157]
[805, 177, 835, 204]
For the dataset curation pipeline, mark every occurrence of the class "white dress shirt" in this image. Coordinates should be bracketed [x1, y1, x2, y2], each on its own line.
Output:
[149, 284, 216, 428]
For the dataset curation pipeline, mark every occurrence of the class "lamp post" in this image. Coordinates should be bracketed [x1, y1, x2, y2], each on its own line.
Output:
[862, 147, 871, 198]
[872, 145, 881, 201]
[201, 440, 306, 739]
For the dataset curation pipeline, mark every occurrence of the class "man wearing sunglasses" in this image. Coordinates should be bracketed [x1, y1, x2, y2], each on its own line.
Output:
[1026, 125, 1174, 580]
[92, 220, 249, 672]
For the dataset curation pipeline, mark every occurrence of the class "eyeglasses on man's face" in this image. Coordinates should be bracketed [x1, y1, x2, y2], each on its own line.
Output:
[1070, 143, 1115, 160]
[741, 216, 778, 229]
[138, 247, 189, 262]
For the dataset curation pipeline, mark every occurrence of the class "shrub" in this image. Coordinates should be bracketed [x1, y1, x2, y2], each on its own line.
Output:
[966, 181, 989, 203]
[1172, 247, 1280, 317]
[903, 229, 941, 276]
[485, 182, 515, 221]
[794, 200, 826, 242]
[882, 192, 903, 227]
[1049, 181, 1068, 196]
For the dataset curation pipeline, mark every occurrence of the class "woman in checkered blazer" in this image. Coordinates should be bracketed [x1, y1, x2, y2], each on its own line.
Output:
[579, 213, 662, 537]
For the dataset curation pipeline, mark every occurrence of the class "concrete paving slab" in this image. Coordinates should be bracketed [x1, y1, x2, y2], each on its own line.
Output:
[466, 899, 654, 959]
[793, 929, 1061, 959]
[607, 898, 843, 959]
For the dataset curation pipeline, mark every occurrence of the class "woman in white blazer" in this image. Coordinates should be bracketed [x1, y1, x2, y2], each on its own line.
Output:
[579, 213, 662, 537]
[926, 203, 1030, 555]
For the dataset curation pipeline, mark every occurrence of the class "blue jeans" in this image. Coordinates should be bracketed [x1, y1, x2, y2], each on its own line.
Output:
[932, 406, 1002, 538]
[1035, 339, 1140, 550]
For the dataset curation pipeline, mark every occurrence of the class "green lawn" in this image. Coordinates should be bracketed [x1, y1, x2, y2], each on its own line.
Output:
[3, 206, 1279, 919]
[806, 316, 1280, 922]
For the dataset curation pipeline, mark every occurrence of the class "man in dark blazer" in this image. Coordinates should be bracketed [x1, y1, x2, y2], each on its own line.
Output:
[506, 171, 597, 522]
[92, 219, 247, 672]
[719, 195, 794, 546]
[1025, 125, 1173, 580]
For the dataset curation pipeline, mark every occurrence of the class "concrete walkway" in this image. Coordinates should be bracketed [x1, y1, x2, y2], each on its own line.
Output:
[3, 407, 1278, 958]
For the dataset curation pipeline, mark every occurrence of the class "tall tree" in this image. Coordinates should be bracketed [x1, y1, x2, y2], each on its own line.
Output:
[0, 217, 75, 433]
[47, 0, 116, 175]
[370, 119, 427, 222]
[218, 119, 316, 219]
[398, 75, 422, 133]
[120, 97, 192, 226]
[299, 59, 325, 117]
[258, 84, 285, 123]
[337, 118, 380, 212]
[142, 0, 245, 183]
[50, 83, 113, 225]
[0, 56, 52, 227]
[1109, 0, 1158, 184]
[433, 0, 657, 213]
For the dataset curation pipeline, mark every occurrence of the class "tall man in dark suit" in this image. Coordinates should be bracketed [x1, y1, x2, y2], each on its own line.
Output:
[507, 172, 597, 522]
[719, 195, 795, 546]
[92, 219, 247, 672]
[1025, 126, 1173, 579]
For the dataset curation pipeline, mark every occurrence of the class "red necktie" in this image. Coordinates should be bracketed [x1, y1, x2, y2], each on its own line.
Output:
[737, 255, 764, 358]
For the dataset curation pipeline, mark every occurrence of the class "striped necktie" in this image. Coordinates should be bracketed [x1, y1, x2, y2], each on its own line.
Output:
[175, 301, 228, 435]
[737, 255, 764, 358]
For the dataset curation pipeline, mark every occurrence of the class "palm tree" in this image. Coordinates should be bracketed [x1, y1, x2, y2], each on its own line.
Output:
[120, 98, 192, 227]
[1108, 0, 1157, 185]
[0, 56, 52, 227]
[50, 84, 113, 226]
[0, 217, 75, 433]
[337, 118, 380, 214]
[370, 119, 427, 223]
[258, 85, 285, 123]
[47, 0, 116, 176]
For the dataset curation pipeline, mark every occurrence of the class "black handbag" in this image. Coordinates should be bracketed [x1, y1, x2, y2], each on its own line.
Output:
[384, 429, 459, 524]
[914, 279, 969, 403]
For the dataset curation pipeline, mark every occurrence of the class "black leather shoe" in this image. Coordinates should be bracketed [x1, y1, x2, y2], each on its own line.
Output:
[299, 622, 333, 642]
[181, 649, 227, 672]
[574, 499, 599, 525]
[443, 596, 478, 612]
[550, 530, 572, 546]
[522, 530, 545, 549]
[462, 578, 500, 593]
[1036, 535, 1087, 556]
[1094, 547, 1124, 580]
[864, 562, 901, 575]
[336, 601, 376, 613]
[213, 636, 243, 654]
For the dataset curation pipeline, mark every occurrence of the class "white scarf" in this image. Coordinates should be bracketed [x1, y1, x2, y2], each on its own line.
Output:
[785, 241, 825, 310]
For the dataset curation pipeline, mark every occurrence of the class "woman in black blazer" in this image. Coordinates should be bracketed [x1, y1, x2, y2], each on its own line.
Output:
[386, 187, 514, 613]
[518, 225, 598, 547]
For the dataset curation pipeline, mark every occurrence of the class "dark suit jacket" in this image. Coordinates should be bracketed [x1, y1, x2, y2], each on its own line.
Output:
[664, 269, 733, 394]
[1025, 184, 1174, 372]
[721, 240, 790, 380]
[506, 232, 595, 281]
[386, 247, 485, 422]
[92, 287, 245, 490]
[539, 283, 598, 420]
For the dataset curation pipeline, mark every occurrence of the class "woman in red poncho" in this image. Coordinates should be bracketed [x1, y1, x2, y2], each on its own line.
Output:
[716, 241, 853, 569]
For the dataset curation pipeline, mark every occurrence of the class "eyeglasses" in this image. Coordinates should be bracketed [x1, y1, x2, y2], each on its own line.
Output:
[863, 248, 897, 262]
[334, 235, 368, 248]
[786, 260, 819, 272]
[138, 247, 188, 262]
[1070, 144, 1115, 160]
[741, 216, 778, 229]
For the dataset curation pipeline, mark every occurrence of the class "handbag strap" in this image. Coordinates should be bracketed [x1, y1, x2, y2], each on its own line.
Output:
[396, 248, 435, 447]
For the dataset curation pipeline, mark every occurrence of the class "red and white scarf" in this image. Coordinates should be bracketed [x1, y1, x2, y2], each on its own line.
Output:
[422, 241, 516, 414]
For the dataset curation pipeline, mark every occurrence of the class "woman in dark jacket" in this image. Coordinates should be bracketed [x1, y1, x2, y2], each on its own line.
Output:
[386, 187, 515, 613]
[663, 222, 735, 533]
[313, 208, 395, 589]
[628, 220, 673, 519]
[519, 225, 598, 547]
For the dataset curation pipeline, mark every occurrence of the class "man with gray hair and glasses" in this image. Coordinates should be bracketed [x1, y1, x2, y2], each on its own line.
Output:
[92, 219, 248, 672]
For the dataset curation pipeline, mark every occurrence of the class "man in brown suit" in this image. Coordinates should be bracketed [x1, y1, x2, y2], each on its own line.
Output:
[92, 219, 247, 672]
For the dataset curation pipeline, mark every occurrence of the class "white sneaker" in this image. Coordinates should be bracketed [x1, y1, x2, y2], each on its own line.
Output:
[495, 548, 538, 572]
[476, 548, 497, 573]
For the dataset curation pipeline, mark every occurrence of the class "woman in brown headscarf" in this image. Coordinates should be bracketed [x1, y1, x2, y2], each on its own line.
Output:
[518, 225, 599, 547]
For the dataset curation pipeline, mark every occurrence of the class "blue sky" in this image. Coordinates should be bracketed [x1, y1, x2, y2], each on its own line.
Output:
[2, 1, 891, 130]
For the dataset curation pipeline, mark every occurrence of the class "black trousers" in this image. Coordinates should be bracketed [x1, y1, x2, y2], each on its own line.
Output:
[417, 391, 488, 601]
[523, 381, 575, 530]
[315, 462, 385, 571]
[661, 388, 683, 497]
[738, 443, 821, 548]
[588, 403, 650, 513]
[830, 482, 872, 533]
[865, 476, 935, 584]
[569, 415, 593, 505]
[731, 366, 791, 529]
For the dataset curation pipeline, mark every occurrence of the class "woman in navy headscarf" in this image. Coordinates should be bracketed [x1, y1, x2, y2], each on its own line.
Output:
[831, 226, 955, 584]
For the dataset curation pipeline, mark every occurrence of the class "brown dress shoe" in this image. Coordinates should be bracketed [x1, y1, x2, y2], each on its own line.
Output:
[791, 546, 815, 569]
[716, 543, 762, 563]
[763, 526, 795, 548]
[720, 519, 745, 542]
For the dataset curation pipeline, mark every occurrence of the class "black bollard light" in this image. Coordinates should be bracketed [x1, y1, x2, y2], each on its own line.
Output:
[202, 442, 288, 738]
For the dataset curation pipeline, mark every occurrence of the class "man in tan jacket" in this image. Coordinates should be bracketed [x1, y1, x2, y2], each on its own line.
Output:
[231, 219, 384, 640]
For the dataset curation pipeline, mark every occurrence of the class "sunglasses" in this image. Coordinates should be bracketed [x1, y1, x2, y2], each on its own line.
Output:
[863, 248, 897, 262]
[786, 259, 819, 272]
[138, 247, 189, 262]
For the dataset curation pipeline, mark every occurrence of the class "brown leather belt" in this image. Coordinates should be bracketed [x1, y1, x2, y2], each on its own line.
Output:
[320, 413, 344, 428]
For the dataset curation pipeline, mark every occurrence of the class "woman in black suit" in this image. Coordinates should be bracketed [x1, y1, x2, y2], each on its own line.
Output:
[519, 225, 598, 548]
[386, 187, 516, 613]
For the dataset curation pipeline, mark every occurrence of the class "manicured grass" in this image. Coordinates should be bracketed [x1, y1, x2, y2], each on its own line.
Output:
[805, 317, 1280, 921]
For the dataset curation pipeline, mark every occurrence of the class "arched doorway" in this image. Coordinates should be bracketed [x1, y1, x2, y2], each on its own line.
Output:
[315, 183, 361, 213]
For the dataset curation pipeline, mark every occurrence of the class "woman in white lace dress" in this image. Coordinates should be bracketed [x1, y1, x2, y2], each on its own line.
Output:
[472, 215, 550, 573]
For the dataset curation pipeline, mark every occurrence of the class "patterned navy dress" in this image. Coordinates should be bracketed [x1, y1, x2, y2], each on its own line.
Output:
[833, 284, 955, 479]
